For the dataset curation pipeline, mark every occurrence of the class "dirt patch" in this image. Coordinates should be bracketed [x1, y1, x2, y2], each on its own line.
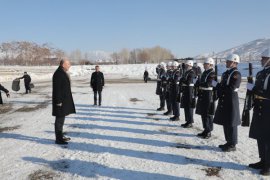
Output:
[28, 169, 59, 180]
[0, 125, 21, 132]
[202, 167, 222, 177]
[147, 113, 156, 116]
[0, 104, 13, 114]
[15, 101, 49, 112]
[129, 98, 143, 102]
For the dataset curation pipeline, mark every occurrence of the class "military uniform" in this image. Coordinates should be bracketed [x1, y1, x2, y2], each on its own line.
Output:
[156, 68, 166, 110]
[180, 69, 195, 127]
[249, 66, 270, 174]
[195, 68, 216, 137]
[163, 69, 173, 115]
[213, 67, 241, 150]
[170, 69, 181, 120]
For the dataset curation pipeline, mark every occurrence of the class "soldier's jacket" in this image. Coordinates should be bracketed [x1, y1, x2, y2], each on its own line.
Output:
[156, 68, 165, 95]
[249, 67, 270, 141]
[169, 69, 181, 97]
[213, 67, 241, 126]
[195, 68, 216, 116]
[163, 70, 173, 93]
[180, 69, 195, 108]
[0, 84, 9, 104]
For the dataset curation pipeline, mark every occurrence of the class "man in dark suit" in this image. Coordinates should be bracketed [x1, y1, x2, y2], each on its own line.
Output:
[52, 58, 76, 145]
[91, 65, 104, 106]
[19, 72, 32, 94]
[0, 84, 10, 104]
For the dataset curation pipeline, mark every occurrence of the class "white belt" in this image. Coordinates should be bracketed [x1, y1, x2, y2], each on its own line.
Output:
[234, 88, 239, 92]
[182, 84, 194, 87]
[176, 82, 179, 85]
[157, 79, 161, 81]
[199, 87, 213, 91]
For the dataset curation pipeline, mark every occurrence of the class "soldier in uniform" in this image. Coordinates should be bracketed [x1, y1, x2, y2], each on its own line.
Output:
[163, 62, 173, 115]
[248, 48, 270, 176]
[169, 61, 181, 121]
[212, 54, 241, 152]
[156, 62, 166, 111]
[180, 60, 196, 128]
[0, 84, 10, 104]
[195, 58, 216, 139]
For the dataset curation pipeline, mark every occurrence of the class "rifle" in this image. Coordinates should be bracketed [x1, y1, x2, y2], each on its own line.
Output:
[241, 63, 254, 127]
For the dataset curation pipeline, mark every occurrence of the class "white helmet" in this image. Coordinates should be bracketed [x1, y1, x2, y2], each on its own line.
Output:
[204, 57, 214, 65]
[172, 61, 179, 67]
[185, 60, 194, 67]
[160, 62, 166, 68]
[226, 54, 240, 63]
[262, 48, 270, 58]
[167, 61, 173, 67]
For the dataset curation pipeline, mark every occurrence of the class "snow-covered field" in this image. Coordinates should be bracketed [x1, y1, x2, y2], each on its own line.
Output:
[0, 65, 268, 180]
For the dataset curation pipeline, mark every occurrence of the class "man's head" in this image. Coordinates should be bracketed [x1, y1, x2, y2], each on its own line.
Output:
[60, 58, 71, 71]
[95, 65, 100, 72]
[24, 72, 27, 75]
[261, 48, 270, 67]
[203, 58, 214, 70]
[225, 54, 239, 69]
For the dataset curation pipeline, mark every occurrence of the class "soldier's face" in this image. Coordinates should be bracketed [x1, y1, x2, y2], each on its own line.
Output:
[226, 61, 234, 68]
[261, 57, 270, 67]
[203, 63, 210, 70]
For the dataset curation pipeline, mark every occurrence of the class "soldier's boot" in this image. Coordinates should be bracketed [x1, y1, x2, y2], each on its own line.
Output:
[55, 131, 68, 145]
[260, 164, 270, 176]
[221, 144, 236, 152]
[249, 160, 265, 169]
[163, 111, 172, 115]
[202, 132, 211, 139]
[157, 107, 165, 111]
[63, 136, 71, 142]
[181, 122, 193, 128]
[218, 143, 229, 149]
[197, 130, 207, 137]
[169, 116, 180, 121]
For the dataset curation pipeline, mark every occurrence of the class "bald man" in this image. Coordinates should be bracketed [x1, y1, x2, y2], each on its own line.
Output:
[52, 59, 76, 145]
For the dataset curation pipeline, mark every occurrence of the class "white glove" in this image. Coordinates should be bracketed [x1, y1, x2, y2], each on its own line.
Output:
[247, 83, 255, 91]
[56, 103, 62, 107]
[211, 80, 218, 87]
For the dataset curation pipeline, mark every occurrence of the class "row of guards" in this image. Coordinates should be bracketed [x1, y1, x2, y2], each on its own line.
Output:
[155, 49, 270, 176]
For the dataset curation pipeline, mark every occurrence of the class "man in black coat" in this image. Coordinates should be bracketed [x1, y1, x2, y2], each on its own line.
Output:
[0, 84, 10, 104]
[143, 69, 149, 83]
[157, 62, 166, 111]
[180, 60, 196, 128]
[163, 62, 173, 115]
[90, 65, 104, 106]
[248, 48, 270, 176]
[213, 54, 241, 152]
[52, 59, 76, 145]
[195, 58, 216, 139]
[19, 72, 31, 94]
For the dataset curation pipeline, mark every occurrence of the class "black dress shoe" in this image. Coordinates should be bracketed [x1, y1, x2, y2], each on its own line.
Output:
[260, 166, 270, 176]
[197, 131, 206, 137]
[222, 145, 236, 152]
[169, 116, 180, 121]
[163, 111, 172, 115]
[157, 107, 165, 111]
[55, 140, 68, 145]
[181, 122, 188, 127]
[63, 136, 71, 142]
[249, 160, 264, 169]
[202, 132, 211, 139]
[218, 143, 229, 149]
[182, 123, 193, 128]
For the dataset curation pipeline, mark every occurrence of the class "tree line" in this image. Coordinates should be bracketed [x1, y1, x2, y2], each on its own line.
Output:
[0, 41, 174, 65]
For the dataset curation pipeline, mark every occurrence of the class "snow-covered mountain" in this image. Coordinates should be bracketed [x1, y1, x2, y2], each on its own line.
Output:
[196, 38, 270, 62]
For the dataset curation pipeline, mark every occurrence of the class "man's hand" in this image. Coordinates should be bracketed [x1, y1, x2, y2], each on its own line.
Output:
[6, 92, 10, 98]
[56, 103, 62, 107]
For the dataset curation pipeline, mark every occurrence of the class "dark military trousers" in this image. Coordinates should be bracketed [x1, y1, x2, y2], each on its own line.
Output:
[184, 107, 194, 124]
[94, 90, 102, 105]
[55, 116, 65, 140]
[159, 94, 165, 109]
[223, 125, 238, 146]
[201, 115, 213, 132]
[258, 140, 270, 165]
[165, 92, 172, 112]
[172, 98, 180, 117]
[25, 83, 31, 94]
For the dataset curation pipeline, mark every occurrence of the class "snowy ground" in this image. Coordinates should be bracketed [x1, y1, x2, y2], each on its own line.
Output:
[0, 68, 268, 180]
